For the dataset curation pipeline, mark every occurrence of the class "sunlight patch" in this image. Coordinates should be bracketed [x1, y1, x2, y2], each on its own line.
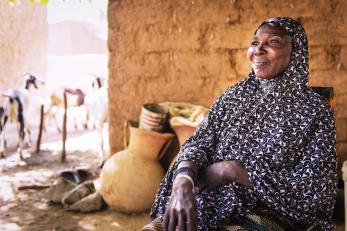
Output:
[0, 153, 27, 169]
[0, 223, 22, 231]
[33, 201, 47, 210]
[41, 130, 108, 153]
[78, 220, 96, 230]
[0, 181, 17, 201]
[110, 222, 121, 228]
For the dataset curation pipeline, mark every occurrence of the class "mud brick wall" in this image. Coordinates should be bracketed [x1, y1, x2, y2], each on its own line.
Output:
[108, 0, 347, 166]
[0, 1, 47, 103]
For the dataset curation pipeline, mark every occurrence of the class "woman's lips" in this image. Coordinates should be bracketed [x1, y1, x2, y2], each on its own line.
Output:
[253, 61, 270, 69]
[253, 61, 270, 66]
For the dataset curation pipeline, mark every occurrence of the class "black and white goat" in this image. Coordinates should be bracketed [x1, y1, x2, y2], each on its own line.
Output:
[0, 74, 44, 159]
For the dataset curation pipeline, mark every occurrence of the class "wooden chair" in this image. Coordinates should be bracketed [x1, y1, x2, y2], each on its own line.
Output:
[311, 86, 334, 107]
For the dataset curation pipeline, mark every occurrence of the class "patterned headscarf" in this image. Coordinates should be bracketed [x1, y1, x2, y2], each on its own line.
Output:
[256, 18, 309, 87]
[151, 17, 337, 230]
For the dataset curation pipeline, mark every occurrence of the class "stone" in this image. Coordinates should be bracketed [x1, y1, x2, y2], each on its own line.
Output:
[66, 191, 105, 213]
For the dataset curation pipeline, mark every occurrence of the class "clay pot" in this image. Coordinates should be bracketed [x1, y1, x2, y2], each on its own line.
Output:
[169, 121, 197, 169]
[170, 117, 197, 145]
[162, 103, 208, 168]
[139, 103, 168, 132]
[171, 124, 196, 146]
[99, 122, 174, 213]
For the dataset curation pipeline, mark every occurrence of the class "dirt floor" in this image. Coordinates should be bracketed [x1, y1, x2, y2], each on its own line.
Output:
[1, 120, 345, 231]
[0, 124, 150, 231]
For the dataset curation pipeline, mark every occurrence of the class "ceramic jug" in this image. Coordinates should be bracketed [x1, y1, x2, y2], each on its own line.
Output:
[99, 122, 173, 213]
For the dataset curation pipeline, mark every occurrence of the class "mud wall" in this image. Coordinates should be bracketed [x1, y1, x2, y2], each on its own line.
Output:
[0, 1, 47, 102]
[108, 0, 347, 165]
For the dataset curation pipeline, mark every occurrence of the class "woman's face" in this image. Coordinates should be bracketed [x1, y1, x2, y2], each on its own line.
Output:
[247, 24, 293, 79]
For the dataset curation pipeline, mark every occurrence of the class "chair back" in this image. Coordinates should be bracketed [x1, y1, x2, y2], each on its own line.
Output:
[311, 87, 334, 107]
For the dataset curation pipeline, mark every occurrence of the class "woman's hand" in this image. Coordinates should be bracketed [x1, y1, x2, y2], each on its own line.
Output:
[163, 177, 197, 231]
[197, 161, 250, 191]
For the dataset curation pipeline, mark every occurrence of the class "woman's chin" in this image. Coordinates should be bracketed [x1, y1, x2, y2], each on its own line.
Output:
[254, 71, 279, 79]
[255, 74, 272, 79]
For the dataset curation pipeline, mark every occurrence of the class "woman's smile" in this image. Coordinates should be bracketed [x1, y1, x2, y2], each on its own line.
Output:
[253, 60, 270, 67]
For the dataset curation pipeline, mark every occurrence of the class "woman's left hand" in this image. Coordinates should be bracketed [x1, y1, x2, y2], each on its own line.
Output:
[197, 161, 234, 191]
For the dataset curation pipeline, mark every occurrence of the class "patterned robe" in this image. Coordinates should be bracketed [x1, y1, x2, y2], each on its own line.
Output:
[150, 17, 337, 231]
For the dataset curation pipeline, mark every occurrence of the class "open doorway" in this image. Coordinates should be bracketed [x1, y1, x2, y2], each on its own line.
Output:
[47, 0, 108, 93]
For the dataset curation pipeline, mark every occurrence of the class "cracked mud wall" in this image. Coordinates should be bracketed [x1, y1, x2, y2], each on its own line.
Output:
[0, 1, 47, 103]
[108, 0, 347, 159]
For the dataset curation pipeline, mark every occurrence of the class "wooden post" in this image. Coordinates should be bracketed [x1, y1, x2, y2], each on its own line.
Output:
[61, 92, 67, 162]
[35, 104, 44, 153]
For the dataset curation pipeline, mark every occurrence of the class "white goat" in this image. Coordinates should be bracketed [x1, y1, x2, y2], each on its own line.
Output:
[84, 77, 108, 159]
[0, 74, 44, 159]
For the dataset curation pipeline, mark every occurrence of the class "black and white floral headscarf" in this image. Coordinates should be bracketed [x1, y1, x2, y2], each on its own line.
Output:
[151, 17, 337, 230]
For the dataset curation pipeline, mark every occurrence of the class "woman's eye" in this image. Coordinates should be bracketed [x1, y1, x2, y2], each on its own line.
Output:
[251, 41, 259, 46]
[269, 39, 281, 45]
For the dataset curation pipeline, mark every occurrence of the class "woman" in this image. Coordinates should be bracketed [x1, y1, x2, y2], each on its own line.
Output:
[144, 17, 337, 231]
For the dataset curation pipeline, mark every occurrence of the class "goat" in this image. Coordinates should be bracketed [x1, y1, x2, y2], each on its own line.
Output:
[44, 88, 87, 132]
[84, 77, 107, 127]
[84, 77, 108, 160]
[0, 74, 44, 159]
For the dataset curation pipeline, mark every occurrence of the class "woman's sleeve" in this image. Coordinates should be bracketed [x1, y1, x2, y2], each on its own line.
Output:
[244, 108, 337, 224]
[176, 89, 229, 168]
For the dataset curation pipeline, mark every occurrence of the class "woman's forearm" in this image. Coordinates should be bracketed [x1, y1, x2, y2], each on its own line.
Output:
[175, 160, 251, 189]
[226, 161, 251, 187]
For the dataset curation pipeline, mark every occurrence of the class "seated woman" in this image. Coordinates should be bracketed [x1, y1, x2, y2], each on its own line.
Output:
[143, 17, 337, 231]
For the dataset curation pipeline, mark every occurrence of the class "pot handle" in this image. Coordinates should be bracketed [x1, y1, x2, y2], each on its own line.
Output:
[157, 137, 174, 160]
[123, 120, 129, 149]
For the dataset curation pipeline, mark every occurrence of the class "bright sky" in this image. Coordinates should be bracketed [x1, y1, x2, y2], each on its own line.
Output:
[47, 0, 108, 24]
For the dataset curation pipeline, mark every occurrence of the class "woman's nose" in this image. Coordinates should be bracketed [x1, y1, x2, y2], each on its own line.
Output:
[254, 44, 266, 55]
